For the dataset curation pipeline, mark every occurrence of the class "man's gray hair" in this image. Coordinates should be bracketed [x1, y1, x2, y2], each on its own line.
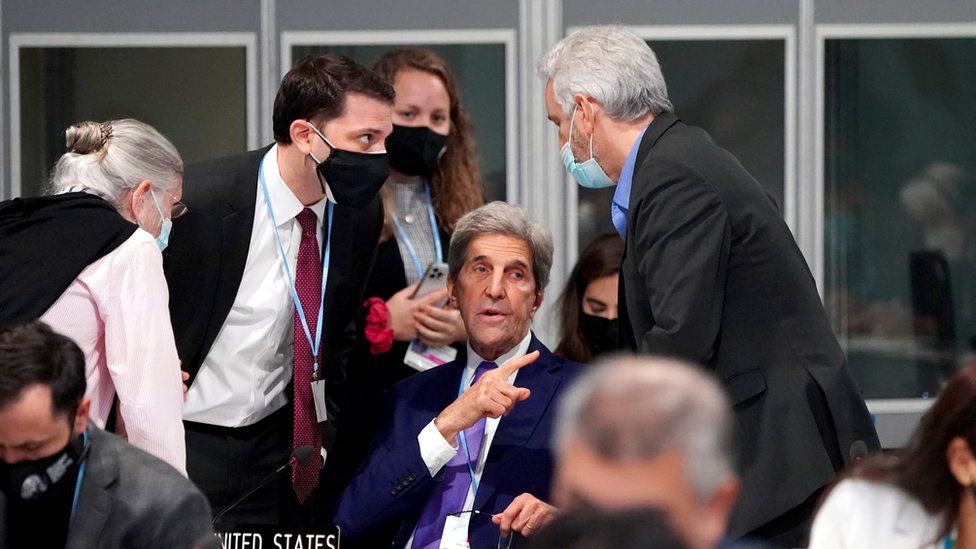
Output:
[48, 118, 183, 206]
[537, 25, 673, 120]
[556, 355, 733, 499]
[448, 201, 554, 291]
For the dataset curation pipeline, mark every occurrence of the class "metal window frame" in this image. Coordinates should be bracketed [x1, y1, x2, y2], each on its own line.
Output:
[815, 23, 976, 444]
[8, 32, 259, 198]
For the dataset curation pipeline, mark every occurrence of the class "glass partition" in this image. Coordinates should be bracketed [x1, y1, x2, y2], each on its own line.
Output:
[824, 37, 976, 399]
[18, 47, 248, 197]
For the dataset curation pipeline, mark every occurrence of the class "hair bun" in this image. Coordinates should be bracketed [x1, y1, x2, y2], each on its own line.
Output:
[65, 121, 111, 154]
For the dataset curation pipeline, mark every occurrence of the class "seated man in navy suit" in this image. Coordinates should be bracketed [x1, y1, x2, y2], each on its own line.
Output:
[335, 201, 584, 548]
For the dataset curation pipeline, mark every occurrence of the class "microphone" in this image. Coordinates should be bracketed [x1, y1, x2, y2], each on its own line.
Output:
[849, 440, 869, 465]
[212, 445, 318, 525]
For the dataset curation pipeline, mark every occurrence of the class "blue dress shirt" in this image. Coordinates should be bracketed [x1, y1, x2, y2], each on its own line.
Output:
[611, 123, 651, 237]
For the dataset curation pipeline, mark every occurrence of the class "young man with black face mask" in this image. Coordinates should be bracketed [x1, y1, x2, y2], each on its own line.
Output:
[164, 54, 394, 525]
[0, 322, 213, 548]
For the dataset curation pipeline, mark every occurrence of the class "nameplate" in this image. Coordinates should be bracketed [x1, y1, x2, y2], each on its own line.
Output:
[213, 523, 340, 549]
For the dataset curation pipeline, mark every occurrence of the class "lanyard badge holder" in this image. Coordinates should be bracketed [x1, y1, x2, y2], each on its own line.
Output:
[260, 157, 334, 424]
[394, 185, 458, 371]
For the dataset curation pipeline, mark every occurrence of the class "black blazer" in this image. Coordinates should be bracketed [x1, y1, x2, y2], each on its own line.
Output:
[618, 113, 880, 535]
[164, 147, 384, 443]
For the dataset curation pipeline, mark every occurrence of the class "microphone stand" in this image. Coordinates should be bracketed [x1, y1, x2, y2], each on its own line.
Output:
[212, 458, 295, 525]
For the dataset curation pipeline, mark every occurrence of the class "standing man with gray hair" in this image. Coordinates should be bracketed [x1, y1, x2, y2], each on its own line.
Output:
[539, 26, 879, 545]
[335, 202, 584, 548]
[553, 355, 739, 549]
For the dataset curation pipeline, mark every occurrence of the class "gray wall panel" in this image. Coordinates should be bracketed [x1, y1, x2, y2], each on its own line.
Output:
[3, 0, 260, 32]
[564, 0, 798, 26]
[816, 0, 976, 24]
[277, 0, 518, 31]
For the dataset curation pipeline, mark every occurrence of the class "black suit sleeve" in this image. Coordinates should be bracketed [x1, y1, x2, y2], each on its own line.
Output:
[632, 156, 730, 365]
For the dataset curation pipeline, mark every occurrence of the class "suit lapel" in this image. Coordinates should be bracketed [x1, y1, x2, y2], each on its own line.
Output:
[66, 431, 117, 548]
[201, 151, 264, 357]
[474, 337, 563, 510]
[323, 203, 351, 351]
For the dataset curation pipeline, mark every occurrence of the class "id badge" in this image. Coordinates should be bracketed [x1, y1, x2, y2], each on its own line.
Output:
[311, 379, 328, 423]
[404, 340, 459, 372]
[438, 514, 470, 549]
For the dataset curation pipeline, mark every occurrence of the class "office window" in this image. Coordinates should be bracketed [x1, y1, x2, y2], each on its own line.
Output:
[19, 46, 248, 197]
[824, 38, 976, 399]
[577, 39, 786, 249]
[292, 43, 508, 202]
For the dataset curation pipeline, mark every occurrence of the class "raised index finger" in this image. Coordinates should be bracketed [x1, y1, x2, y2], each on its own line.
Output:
[496, 350, 540, 377]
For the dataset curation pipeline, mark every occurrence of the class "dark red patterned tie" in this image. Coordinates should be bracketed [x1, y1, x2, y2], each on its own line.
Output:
[292, 208, 321, 502]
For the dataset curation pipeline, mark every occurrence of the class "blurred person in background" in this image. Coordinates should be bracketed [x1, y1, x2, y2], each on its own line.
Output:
[809, 362, 976, 548]
[528, 506, 689, 549]
[0, 322, 212, 548]
[0, 119, 187, 474]
[552, 355, 741, 549]
[555, 233, 623, 363]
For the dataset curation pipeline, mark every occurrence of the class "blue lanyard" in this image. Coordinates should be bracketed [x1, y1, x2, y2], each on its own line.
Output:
[70, 431, 89, 521]
[259, 157, 334, 377]
[389, 184, 443, 279]
[456, 369, 482, 498]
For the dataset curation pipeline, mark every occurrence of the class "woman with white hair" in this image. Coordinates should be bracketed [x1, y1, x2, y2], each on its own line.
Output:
[0, 119, 187, 474]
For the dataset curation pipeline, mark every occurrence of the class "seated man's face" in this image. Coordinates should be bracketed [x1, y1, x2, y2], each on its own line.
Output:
[448, 233, 542, 360]
[554, 441, 736, 549]
[0, 384, 87, 464]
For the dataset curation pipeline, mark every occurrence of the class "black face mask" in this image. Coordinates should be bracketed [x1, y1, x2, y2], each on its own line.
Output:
[0, 432, 88, 505]
[386, 124, 449, 178]
[308, 122, 390, 208]
[580, 313, 619, 359]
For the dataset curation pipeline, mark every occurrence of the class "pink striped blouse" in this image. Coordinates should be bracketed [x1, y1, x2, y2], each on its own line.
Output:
[41, 229, 186, 474]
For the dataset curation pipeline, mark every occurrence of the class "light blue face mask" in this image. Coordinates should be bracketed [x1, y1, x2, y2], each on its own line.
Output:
[148, 190, 173, 252]
[561, 105, 616, 189]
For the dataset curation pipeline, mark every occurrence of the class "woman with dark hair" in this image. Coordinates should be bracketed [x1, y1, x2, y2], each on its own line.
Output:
[808, 363, 976, 548]
[555, 233, 624, 363]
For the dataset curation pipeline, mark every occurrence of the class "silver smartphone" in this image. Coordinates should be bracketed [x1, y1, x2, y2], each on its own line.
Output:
[410, 262, 450, 307]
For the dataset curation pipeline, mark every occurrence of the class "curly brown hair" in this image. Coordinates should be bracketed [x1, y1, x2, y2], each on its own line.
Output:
[372, 47, 484, 241]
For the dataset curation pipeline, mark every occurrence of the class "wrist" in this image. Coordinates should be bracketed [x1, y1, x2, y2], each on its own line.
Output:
[434, 414, 461, 443]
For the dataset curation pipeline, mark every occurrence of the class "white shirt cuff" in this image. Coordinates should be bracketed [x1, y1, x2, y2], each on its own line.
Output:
[418, 419, 458, 477]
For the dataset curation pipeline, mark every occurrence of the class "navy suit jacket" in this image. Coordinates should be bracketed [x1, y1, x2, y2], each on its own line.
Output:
[334, 335, 583, 548]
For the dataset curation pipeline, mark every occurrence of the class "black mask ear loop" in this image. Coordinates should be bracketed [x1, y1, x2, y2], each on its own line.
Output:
[306, 119, 332, 196]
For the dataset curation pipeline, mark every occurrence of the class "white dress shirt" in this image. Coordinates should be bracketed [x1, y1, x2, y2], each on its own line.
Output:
[808, 478, 950, 549]
[184, 145, 328, 427]
[42, 229, 186, 474]
[405, 332, 533, 548]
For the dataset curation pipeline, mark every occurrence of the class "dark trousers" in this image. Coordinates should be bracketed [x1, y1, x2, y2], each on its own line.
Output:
[185, 406, 325, 526]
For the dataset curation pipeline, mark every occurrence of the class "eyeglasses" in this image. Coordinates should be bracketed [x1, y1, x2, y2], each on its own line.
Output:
[171, 199, 188, 219]
[446, 510, 514, 549]
[162, 192, 188, 219]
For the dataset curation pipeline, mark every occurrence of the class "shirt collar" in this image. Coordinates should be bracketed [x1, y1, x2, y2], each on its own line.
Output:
[263, 145, 328, 227]
[465, 331, 533, 373]
[612, 122, 652, 212]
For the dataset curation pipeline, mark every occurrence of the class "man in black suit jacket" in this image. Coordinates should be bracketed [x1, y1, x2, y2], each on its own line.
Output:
[539, 26, 879, 546]
[0, 322, 214, 549]
[165, 54, 393, 525]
